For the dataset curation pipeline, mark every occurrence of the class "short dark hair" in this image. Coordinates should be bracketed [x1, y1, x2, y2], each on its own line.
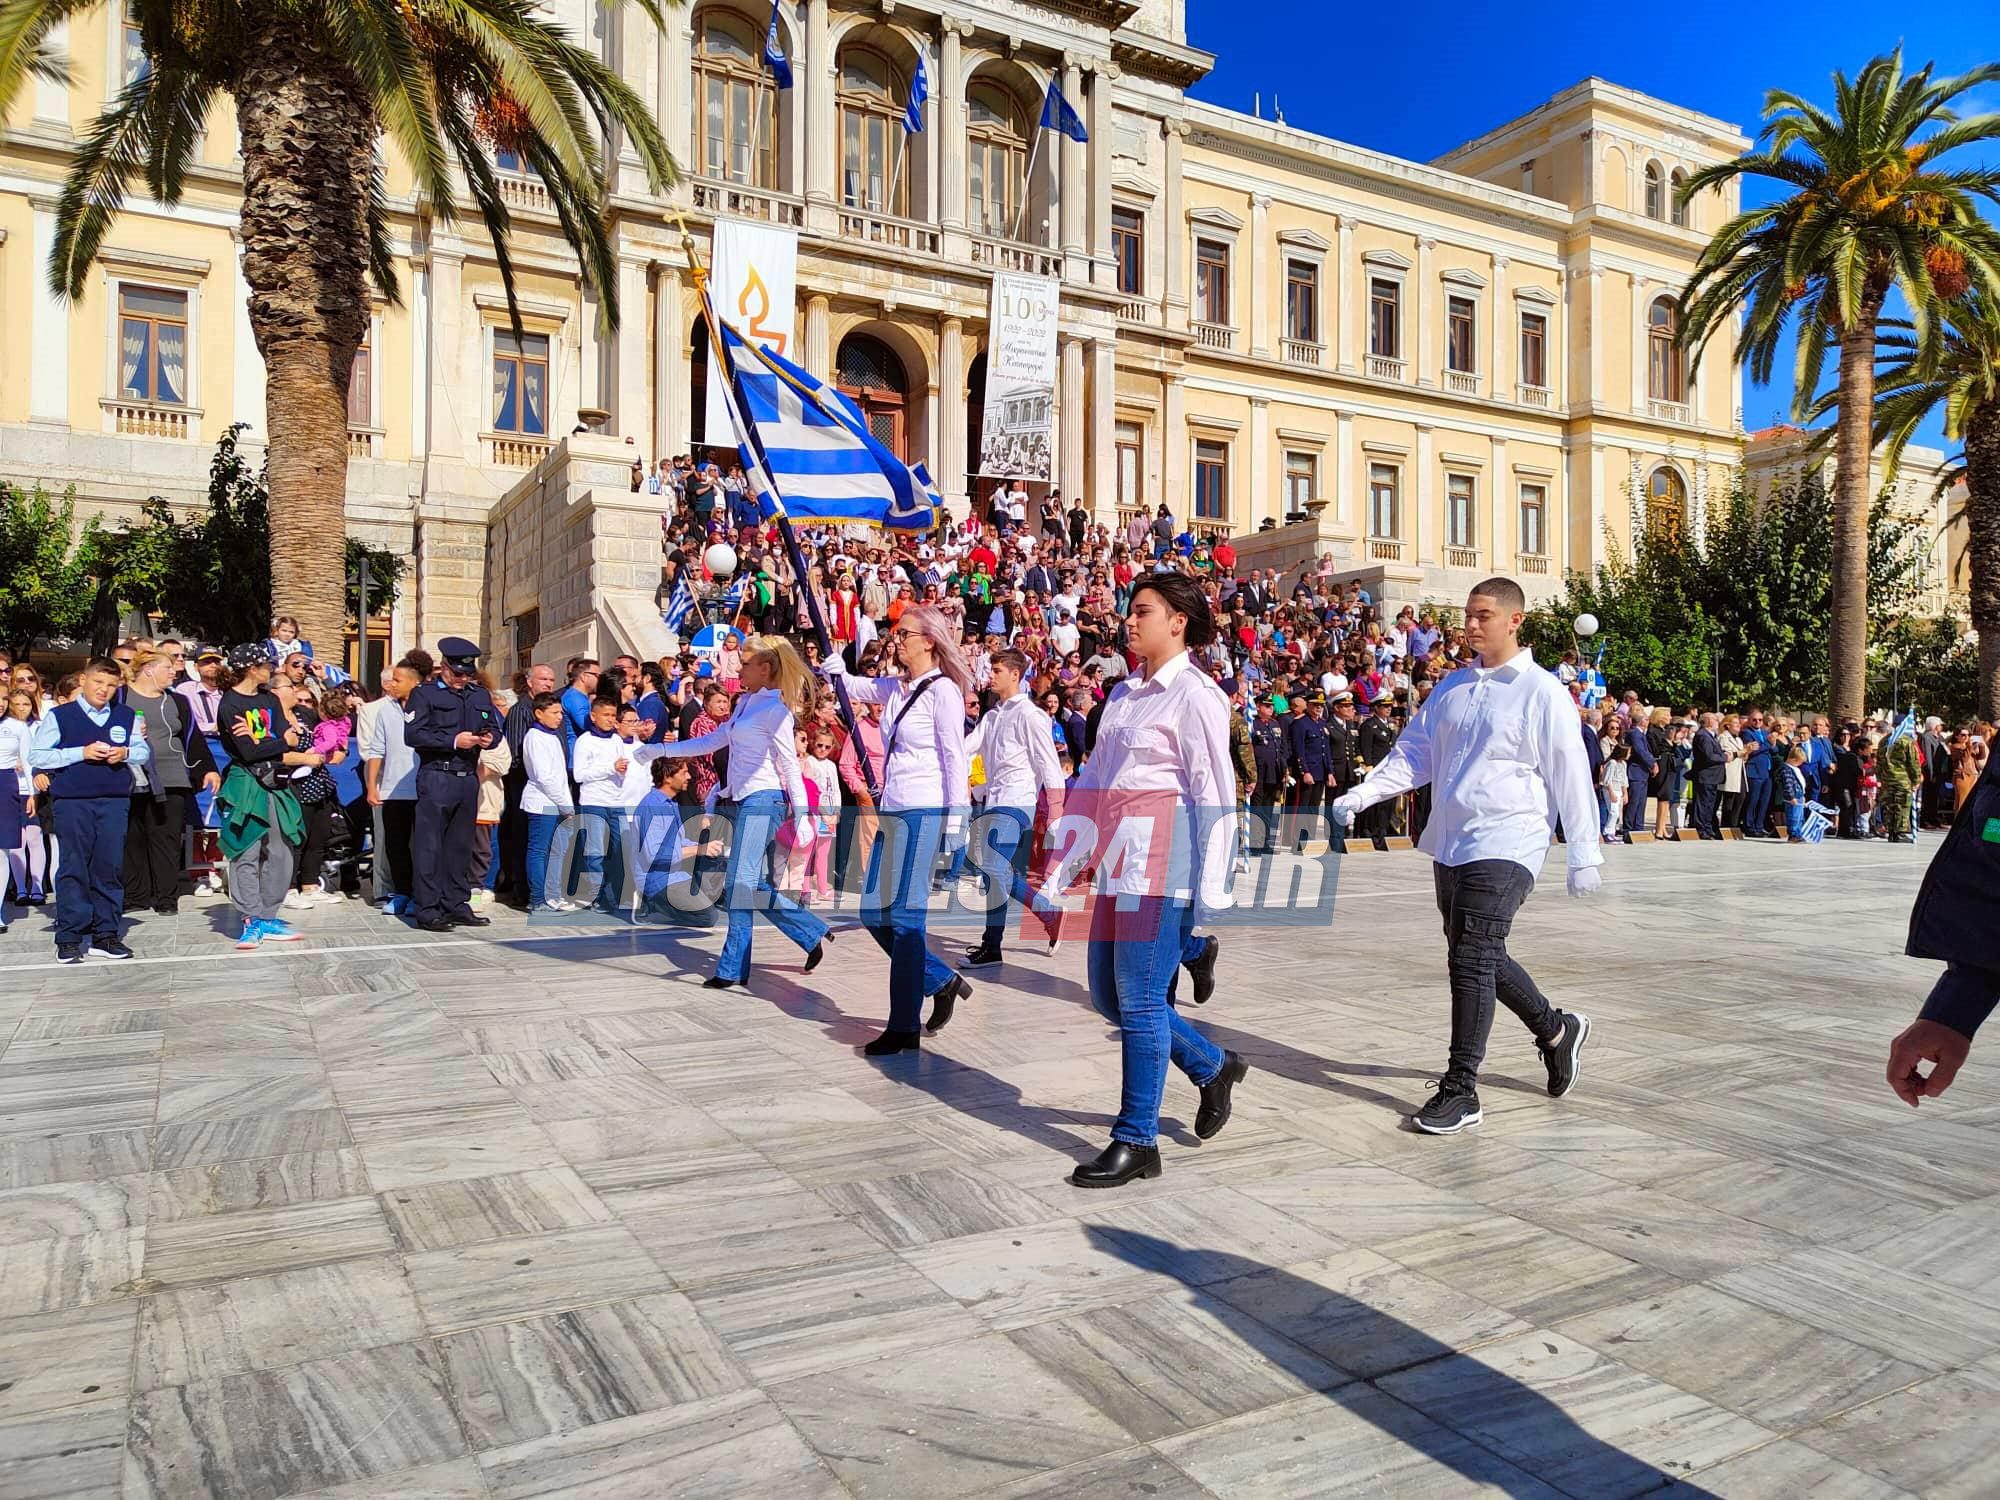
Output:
[651, 756, 686, 787]
[81, 656, 123, 678]
[398, 649, 435, 678]
[1129, 573, 1216, 648]
[1468, 576, 1526, 614]
[990, 647, 1030, 676]
[530, 691, 563, 713]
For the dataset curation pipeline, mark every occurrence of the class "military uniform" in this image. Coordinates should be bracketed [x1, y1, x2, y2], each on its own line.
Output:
[1356, 708, 1401, 849]
[1250, 714, 1289, 854]
[1287, 705, 1334, 853]
[403, 638, 501, 930]
[1879, 733, 1923, 843]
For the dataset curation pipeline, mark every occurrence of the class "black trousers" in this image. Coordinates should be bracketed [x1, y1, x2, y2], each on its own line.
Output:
[1356, 792, 1392, 850]
[1288, 779, 1331, 850]
[497, 769, 528, 903]
[412, 769, 477, 922]
[1250, 781, 1285, 852]
[296, 797, 335, 890]
[378, 799, 417, 901]
[122, 789, 187, 912]
[1433, 859, 1560, 1087]
[1691, 782, 1723, 838]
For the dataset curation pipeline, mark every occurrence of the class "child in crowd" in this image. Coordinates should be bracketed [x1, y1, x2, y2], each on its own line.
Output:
[519, 692, 577, 912]
[802, 725, 841, 904]
[776, 726, 822, 898]
[1600, 743, 1630, 842]
[1781, 744, 1809, 842]
[1858, 741, 1880, 834]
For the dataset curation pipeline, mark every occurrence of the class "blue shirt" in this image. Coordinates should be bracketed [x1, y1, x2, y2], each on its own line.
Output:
[560, 685, 593, 751]
[29, 698, 153, 772]
[634, 692, 669, 744]
[635, 788, 694, 899]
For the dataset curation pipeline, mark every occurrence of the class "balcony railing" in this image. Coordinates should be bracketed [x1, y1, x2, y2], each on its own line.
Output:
[968, 235, 1061, 277]
[1445, 545, 1480, 570]
[347, 427, 381, 460]
[1648, 397, 1692, 424]
[1194, 321, 1235, 352]
[691, 179, 805, 227]
[1444, 370, 1480, 396]
[1365, 353, 1406, 381]
[488, 432, 553, 469]
[497, 173, 551, 214]
[1518, 553, 1550, 574]
[1517, 383, 1552, 408]
[1115, 296, 1152, 324]
[837, 209, 941, 256]
[1281, 338, 1324, 366]
[1368, 537, 1405, 561]
[104, 399, 195, 441]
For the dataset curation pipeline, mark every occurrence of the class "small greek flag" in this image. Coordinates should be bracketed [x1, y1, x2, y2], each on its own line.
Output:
[1801, 801, 1835, 844]
[762, 0, 792, 89]
[903, 49, 928, 133]
[1040, 79, 1088, 143]
[722, 576, 748, 613]
[662, 577, 696, 634]
[319, 663, 352, 687]
[1887, 709, 1916, 747]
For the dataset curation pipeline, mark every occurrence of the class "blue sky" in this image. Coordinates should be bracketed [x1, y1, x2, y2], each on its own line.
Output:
[1185, 1, 1997, 451]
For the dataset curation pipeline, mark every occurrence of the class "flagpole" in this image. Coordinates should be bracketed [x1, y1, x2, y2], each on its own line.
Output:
[676, 213, 883, 804]
[1013, 126, 1046, 244]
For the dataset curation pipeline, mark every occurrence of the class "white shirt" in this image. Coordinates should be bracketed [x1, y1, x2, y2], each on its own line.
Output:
[1057, 651, 1237, 911]
[520, 724, 573, 815]
[839, 668, 969, 813]
[573, 729, 644, 809]
[967, 692, 1065, 815]
[1345, 647, 1602, 878]
[660, 687, 810, 811]
[0, 717, 33, 778]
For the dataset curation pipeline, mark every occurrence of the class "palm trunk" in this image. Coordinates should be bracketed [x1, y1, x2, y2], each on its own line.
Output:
[1829, 293, 1885, 724]
[230, 18, 374, 660]
[1964, 400, 2000, 720]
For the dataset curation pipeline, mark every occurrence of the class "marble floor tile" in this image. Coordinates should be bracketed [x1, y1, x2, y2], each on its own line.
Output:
[0, 1301, 137, 1420]
[145, 1149, 372, 1222]
[124, 1340, 468, 1500]
[701, 1085, 890, 1144]
[328, 1061, 516, 1121]
[976, 1446, 1211, 1500]
[1153, 1387, 1565, 1499]
[1685, 1439, 1918, 1499]
[1377, 1329, 1774, 1498]
[1830, 1194, 2000, 1296]
[689, 1252, 980, 1383]
[509, 1074, 706, 1125]
[437, 1292, 747, 1451]
[285, 1457, 492, 1500]
[813, 1164, 1064, 1250]
[0, 1071, 158, 1138]
[1795, 1365, 2000, 1499]
[0, 1395, 130, 1499]
[1774, 1121, 2000, 1210]
[623, 1198, 890, 1293]
[355, 1115, 570, 1192]
[151, 1107, 351, 1171]
[154, 1073, 335, 1125]
[0, 1174, 147, 1245]
[0, 1126, 153, 1190]
[379, 1166, 613, 1252]
[900, 1216, 1179, 1331]
[8, 1008, 165, 1041]
[1713, 1245, 2000, 1372]
[141, 1196, 394, 1288]
[768, 1331, 1134, 1497]
[1555, 1282, 1926, 1430]
[1516, 1184, 1806, 1280]
[0, 1228, 144, 1316]
[406, 1223, 672, 1335]
[574, 1143, 769, 1199]
[479, 1045, 645, 1088]
[1232, 1163, 1487, 1247]
[475, 1389, 843, 1500]
[1652, 1157, 1924, 1244]
[135, 1253, 426, 1389]
[1375, 1213, 1682, 1325]
[760, 1120, 960, 1188]
[1376, 1134, 1635, 1212]
[1008, 1286, 1347, 1443]
[1077, 1185, 1348, 1286]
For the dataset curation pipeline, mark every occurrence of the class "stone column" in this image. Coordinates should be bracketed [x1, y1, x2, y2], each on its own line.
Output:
[1414, 236, 1435, 387]
[1060, 336, 1086, 495]
[1088, 65, 1114, 282]
[938, 20, 966, 231]
[1491, 255, 1510, 400]
[803, 293, 832, 380]
[1162, 375, 1186, 522]
[28, 200, 69, 426]
[615, 1, 660, 196]
[409, 248, 430, 467]
[939, 316, 967, 512]
[1488, 435, 1507, 567]
[1248, 397, 1270, 529]
[663, 12, 694, 175]
[427, 249, 468, 466]
[1335, 409, 1355, 527]
[1059, 58, 1086, 263]
[653, 263, 682, 457]
[1630, 271, 1649, 411]
[1335, 215, 1357, 373]
[579, 286, 602, 415]
[1584, 267, 1603, 407]
[614, 254, 649, 443]
[806, 0, 835, 207]
[1589, 442, 1607, 568]
[1414, 424, 1434, 564]
[1088, 339, 1115, 515]
[1248, 192, 1271, 358]
[1162, 121, 1187, 331]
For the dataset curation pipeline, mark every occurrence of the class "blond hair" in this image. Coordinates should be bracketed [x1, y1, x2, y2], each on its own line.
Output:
[126, 646, 174, 686]
[744, 635, 811, 715]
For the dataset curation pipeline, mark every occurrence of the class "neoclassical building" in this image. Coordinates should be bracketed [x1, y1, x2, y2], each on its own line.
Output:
[0, 0, 1747, 670]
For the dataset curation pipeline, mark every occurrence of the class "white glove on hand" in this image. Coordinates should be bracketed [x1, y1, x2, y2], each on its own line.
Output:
[1329, 791, 1365, 828]
[818, 652, 849, 678]
[1567, 865, 1602, 899]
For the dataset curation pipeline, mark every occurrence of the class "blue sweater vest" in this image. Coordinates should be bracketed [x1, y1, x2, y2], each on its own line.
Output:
[49, 700, 138, 799]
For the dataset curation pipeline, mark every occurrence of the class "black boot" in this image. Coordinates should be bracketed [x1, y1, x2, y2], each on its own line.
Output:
[862, 1029, 922, 1056]
[926, 974, 971, 1034]
[1184, 935, 1219, 1005]
[1069, 1141, 1163, 1188]
[963, 941, 1003, 967]
[702, 974, 744, 990]
[804, 932, 834, 973]
[1195, 1052, 1249, 1140]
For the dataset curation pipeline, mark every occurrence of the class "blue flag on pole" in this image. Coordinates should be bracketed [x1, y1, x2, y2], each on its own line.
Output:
[903, 49, 928, 133]
[762, 0, 793, 88]
[1040, 79, 1088, 143]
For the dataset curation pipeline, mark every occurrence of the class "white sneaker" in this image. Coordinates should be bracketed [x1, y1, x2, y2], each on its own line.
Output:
[545, 898, 581, 913]
[282, 889, 315, 911]
[470, 889, 493, 906]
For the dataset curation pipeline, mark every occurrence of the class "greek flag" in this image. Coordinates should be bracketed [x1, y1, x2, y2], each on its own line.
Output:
[662, 577, 696, 634]
[1801, 800, 1835, 844]
[1887, 709, 1916, 747]
[1040, 79, 1088, 143]
[712, 314, 939, 531]
[762, 0, 792, 89]
[903, 49, 928, 133]
[722, 576, 748, 615]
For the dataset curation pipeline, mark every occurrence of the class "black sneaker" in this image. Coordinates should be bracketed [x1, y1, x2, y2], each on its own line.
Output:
[1412, 1081, 1483, 1135]
[1538, 1010, 1590, 1098]
[1184, 935, 1219, 1005]
[56, 944, 84, 965]
[88, 938, 134, 961]
[963, 942, 1003, 967]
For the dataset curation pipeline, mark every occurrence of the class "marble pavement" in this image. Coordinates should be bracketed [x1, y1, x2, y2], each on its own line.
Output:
[0, 839, 1993, 1498]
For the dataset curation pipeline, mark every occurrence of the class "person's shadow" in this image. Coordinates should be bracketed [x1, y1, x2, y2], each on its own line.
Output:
[1197, 1018, 1544, 1119]
[1083, 1226, 1721, 1498]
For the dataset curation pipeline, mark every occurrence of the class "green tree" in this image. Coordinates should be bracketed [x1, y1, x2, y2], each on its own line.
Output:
[0, 482, 103, 652]
[1677, 50, 2000, 724]
[0, 0, 680, 657]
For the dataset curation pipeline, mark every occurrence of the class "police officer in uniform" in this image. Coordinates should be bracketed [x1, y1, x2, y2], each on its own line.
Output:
[1355, 695, 1401, 850]
[1325, 691, 1359, 854]
[1287, 694, 1334, 853]
[404, 638, 500, 931]
[1249, 699, 1289, 855]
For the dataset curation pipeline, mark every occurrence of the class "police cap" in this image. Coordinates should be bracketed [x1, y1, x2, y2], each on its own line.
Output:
[437, 637, 482, 670]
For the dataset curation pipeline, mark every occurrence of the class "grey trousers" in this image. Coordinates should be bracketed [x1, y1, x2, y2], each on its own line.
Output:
[230, 831, 296, 922]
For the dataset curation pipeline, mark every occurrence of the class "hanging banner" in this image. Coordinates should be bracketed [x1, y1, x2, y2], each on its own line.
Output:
[703, 218, 799, 447]
[977, 270, 1059, 483]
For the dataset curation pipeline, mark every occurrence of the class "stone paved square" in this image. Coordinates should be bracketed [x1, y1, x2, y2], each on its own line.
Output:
[0, 839, 1984, 1497]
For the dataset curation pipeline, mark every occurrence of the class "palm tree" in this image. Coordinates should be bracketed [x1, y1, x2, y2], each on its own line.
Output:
[1862, 296, 2000, 717]
[1678, 49, 2000, 724]
[0, 1, 678, 654]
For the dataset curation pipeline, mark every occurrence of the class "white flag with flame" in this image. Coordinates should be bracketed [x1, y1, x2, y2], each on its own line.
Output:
[704, 219, 799, 448]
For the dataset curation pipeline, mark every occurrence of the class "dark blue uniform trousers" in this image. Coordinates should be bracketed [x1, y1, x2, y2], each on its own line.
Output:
[413, 766, 478, 923]
[52, 796, 130, 949]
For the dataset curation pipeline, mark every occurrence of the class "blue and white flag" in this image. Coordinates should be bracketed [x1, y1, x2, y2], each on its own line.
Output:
[1040, 79, 1088, 143]
[1887, 709, 1916, 746]
[903, 49, 928, 133]
[722, 576, 748, 616]
[712, 314, 939, 531]
[1801, 800, 1835, 844]
[762, 0, 793, 89]
[662, 577, 696, 634]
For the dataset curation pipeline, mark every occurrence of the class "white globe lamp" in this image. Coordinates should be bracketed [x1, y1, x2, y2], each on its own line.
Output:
[1573, 613, 1599, 640]
[704, 542, 738, 580]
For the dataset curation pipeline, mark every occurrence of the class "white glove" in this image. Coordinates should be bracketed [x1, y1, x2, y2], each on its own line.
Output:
[818, 652, 848, 678]
[1329, 791, 1365, 828]
[1566, 865, 1602, 899]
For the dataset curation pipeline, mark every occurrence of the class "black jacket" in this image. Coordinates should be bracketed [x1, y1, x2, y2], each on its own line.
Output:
[1906, 747, 2000, 1020]
[1691, 729, 1726, 786]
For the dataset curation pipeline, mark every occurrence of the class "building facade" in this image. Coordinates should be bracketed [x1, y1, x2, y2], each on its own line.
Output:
[1, 0, 1746, 665]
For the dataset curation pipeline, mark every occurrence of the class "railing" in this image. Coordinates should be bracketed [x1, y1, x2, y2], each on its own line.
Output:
[1444, 370, 1480, 396]
[1194, 321, 1236, 352]
[1368, 537, 1405, 561]
[1648, 398, 1692, 424]
[968, 235, 1061, 277]
[1445, 545, 1480, 569]
[691, 179, 806, 227]
[488, 432, 553, 469]
[1365, 353, 1406, 381]
[1114, 297, 1152, 324]
[104, 399, 194, 440]
[497, 173, 552, 214]
[1517, 383, 1552, 408]
[837, 209, 941, 256]
[1518, 554, 1550, 574]
[347, 427, 380, 460]
[1281, 338, 1324, 366]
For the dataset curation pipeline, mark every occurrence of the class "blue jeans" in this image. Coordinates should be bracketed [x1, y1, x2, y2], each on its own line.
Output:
[576, 808, 626, 912]
[717, 789, 829, 982]
[971, 806, 1052, 948]
[523, 811, 566, 909]
[1783, 799, 1804, 838]
[1087, 896, 1226, 1146]
[864, 806, 958, 1031]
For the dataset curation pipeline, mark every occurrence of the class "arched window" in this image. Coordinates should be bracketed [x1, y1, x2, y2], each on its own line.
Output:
[1643, 162, 1663, 220]
[1646, 467, 1687, 540]
[836, 333, 909, 460]
[695, 12, 776, 188]
[839, 48, 908, 216]
[967, 82, 1028, 238]
[1648, 297, 1685, 403]
[1669, 168, 1689, 228]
